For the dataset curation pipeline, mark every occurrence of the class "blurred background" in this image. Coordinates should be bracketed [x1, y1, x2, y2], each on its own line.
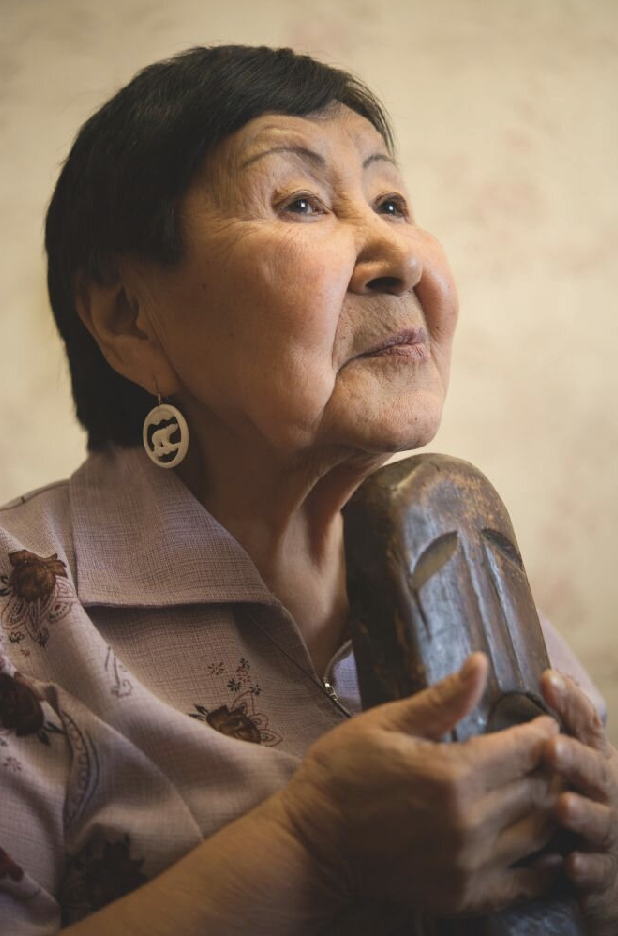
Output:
[1, 0, 616, 739]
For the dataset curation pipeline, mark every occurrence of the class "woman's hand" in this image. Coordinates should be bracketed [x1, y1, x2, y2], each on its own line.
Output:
[278, 653, 561, 917]
[541, 670, 618, 936]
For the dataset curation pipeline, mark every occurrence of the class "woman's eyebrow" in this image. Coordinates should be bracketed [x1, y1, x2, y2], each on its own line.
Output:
[364, 153, 398, 169]
[240, 145, 396, 171]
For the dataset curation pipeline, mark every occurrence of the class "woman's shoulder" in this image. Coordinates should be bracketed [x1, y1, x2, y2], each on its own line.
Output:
[1, 476, 70, 515]
[0, 477, 74, 571]
[0, 446, 139, 584]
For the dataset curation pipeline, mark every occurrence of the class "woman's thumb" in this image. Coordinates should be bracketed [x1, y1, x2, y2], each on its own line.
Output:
[376, 653, 488, 740]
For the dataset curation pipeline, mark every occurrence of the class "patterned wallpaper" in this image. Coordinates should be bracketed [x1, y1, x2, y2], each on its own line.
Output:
[1, 0, 617, 738]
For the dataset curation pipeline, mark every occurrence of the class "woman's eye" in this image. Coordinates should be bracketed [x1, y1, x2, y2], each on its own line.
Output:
[376, 194, 409, 218]
[280, 194, 325, 217]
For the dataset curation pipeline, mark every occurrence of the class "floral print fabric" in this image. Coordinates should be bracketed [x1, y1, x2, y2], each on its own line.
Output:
[0, 446, 603, 934]
[0, 551, 77, 649]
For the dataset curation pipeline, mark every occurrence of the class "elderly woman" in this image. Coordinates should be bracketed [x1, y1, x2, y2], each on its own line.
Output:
[0, 45, 616, 936]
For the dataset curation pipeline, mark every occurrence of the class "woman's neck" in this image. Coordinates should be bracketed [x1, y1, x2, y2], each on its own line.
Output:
[174, 422, 386, 675]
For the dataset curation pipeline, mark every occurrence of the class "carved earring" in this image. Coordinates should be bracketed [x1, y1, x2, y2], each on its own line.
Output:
[143, 383, 189, 469]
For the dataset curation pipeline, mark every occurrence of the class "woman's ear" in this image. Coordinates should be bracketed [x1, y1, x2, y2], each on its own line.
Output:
[75, 272, 178, 396]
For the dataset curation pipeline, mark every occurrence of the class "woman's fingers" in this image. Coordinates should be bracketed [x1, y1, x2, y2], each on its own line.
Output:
[558, 792, 614, 847]
[541, 670, 606, 752]
[564, 852, 618, 936]
[565, 851, 618, 893]
[483, 861, 562, 912]
[377, 652, 488, 740]
[491, 804, 557, 868]
[530, 851, 564, 873]
[458, 716, 559, 790]
[475, 771, 559, 840]
[546, 734, 607, 800]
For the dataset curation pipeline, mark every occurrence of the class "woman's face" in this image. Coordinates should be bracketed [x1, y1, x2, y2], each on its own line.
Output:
[129, 105, 458, 461]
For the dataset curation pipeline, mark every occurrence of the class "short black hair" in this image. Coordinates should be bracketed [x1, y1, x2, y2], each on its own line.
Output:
[45, 44, 395, 451]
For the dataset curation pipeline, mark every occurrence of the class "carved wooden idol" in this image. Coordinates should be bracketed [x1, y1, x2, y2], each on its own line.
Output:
[343, 453, 585, 936]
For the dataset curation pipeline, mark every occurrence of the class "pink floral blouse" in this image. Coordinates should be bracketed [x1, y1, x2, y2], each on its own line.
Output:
[0, 447, 604, 934]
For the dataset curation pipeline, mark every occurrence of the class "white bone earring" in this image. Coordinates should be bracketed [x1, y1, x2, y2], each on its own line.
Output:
[143, 385, 189, 469]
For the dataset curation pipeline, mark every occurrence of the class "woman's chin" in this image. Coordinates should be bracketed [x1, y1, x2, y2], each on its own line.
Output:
[331, 392, 444, 456]
[242, 387, 445, 465]
[317, 421, 440, 462]
[371, 423, 441, 455]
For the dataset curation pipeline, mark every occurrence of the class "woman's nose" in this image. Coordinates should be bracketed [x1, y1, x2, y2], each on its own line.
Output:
[348, 219, 423, 296]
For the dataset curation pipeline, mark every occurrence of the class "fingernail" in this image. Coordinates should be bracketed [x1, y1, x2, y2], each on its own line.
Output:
[545, 671, 565, 693]
[568, 852, 585, 881]
[460, 653, 485, 681]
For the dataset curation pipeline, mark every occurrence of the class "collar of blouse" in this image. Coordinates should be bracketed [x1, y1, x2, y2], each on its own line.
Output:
[70, 446, 278, 611]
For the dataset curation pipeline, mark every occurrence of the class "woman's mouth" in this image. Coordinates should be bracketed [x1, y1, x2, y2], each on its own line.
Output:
[361, 327, 428, 361]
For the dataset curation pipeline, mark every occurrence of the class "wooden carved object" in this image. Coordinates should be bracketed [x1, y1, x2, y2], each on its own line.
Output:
[343, 453, 585, 936]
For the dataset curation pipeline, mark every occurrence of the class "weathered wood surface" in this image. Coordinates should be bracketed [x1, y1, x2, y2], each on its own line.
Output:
[343, 453, 585, 936]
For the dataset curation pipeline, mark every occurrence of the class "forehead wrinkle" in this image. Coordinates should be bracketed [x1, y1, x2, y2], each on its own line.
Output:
[191, 114, 403, 214]
[238, 113, 394, 169]
[241, 145, 326, 171]
[240, 146, 398, 174]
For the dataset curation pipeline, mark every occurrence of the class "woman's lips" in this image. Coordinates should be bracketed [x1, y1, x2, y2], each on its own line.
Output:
[361, 327, 428, 360]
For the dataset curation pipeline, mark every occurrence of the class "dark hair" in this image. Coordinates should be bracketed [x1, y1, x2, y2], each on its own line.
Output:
[45, 44, 395, 451]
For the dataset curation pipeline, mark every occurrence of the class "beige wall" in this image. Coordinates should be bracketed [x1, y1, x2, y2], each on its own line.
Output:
[1, 0, 617, 739]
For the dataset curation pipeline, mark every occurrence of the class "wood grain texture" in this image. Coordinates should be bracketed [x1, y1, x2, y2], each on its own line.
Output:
[344, 453, 585, 935]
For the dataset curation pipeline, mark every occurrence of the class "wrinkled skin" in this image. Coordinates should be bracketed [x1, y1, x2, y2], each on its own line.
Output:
[76, 104, 613, 929]
[542, 671, 618, 936]
[278, 654, 562, 917]
[113, 105, 458, 463]
[78, 104, 460, 672]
